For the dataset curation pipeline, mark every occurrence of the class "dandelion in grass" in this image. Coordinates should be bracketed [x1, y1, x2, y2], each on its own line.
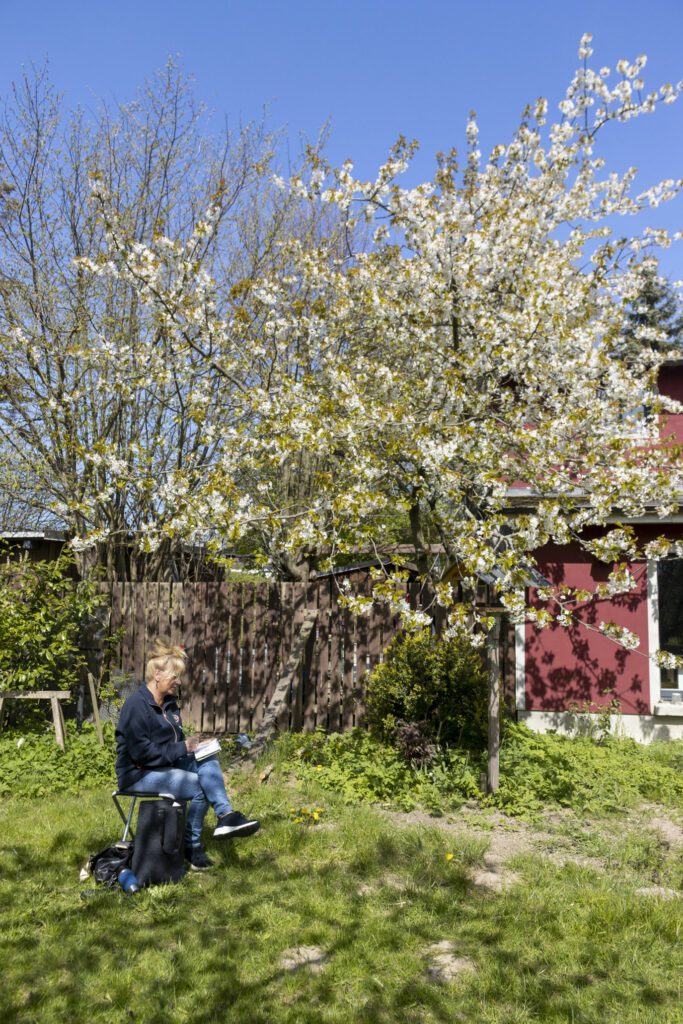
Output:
[290, 805, 324, 825]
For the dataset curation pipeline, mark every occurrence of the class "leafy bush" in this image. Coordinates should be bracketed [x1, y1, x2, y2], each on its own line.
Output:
[490, 722, 683, 817]
[0, 549, 102, 692]
[0, 722, 117, 798]
[275, 723, 683, 818]
[364, 630, 488, 749]
[278, 728, 481, 812]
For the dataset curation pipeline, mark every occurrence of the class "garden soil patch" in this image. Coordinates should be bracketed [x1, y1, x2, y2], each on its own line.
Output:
[280, 946, 329, 973]
[424, 940, 477, 984]
[380, 803, 683, 887]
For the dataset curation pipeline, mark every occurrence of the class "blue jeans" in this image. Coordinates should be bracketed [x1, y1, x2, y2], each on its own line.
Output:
[126, 754, 233, 846]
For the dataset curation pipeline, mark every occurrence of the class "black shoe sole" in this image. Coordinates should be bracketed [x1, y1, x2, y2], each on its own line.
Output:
[213, 820, 260, 839]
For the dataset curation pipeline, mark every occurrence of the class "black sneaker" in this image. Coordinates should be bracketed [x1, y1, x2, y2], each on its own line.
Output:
[213, 810, 261, 838]
[185, 845, 214, 871]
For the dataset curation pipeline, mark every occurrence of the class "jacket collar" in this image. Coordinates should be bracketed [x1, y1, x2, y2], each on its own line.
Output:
[138, 683, 177, 712]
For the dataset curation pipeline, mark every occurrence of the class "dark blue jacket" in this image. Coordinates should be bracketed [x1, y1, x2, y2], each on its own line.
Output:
[115, 684, 188, 788]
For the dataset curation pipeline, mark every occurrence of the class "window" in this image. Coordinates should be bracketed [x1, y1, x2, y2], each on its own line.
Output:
[657, 558, 683, 696]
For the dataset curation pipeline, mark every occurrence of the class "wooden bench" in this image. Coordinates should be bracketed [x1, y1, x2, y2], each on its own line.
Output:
[0, 690, 71, 749]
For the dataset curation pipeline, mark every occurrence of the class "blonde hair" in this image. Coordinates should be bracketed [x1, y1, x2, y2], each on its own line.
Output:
[145, 640, 187, 683]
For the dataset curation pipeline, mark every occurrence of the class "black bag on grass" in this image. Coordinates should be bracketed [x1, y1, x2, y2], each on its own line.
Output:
[89, 841, 133, 889]
[131, 798, 187, 886]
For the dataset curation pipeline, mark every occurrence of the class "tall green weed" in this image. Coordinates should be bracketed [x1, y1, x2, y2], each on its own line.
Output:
[0, 722, 116, 797]
[493, 722, 683, 816]
[277, 723, 683, 818]
[279, 729, 481, 812]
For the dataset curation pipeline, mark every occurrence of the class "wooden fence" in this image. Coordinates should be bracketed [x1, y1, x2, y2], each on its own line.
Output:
[96, 577, 515, 735]
[100, 577, 423, 734]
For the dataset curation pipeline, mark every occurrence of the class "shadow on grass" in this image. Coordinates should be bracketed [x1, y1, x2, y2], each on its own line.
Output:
[2, 791, 683, 1023]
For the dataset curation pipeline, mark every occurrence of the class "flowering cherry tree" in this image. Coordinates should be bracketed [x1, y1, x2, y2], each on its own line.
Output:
[92, 38, 683, 650]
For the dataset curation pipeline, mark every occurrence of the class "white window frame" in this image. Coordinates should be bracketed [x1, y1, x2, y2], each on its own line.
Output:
[647, 559, 662, 708]
[647, 558, 683, 706]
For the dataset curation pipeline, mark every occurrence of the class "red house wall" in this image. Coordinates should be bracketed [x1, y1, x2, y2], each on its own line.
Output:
[525, 542, 651, 715]
[521, 365, 683, 717]
[525, 526, 683, 715]
[658, 362, 683, 445]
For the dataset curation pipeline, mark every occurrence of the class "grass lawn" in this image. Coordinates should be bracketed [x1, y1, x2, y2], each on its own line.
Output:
[2, 757, 683, 1024]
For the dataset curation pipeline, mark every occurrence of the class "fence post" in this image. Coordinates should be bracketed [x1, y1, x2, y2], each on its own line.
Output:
[486, 615, 502, 794]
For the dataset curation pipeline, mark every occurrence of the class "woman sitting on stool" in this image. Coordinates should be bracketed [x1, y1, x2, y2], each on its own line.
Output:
[115, 640, 259, 871]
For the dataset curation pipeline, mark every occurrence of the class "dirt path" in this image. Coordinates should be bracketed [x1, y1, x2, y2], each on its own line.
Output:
[382, 802, 683, 893]
[382, 805, 539, 890]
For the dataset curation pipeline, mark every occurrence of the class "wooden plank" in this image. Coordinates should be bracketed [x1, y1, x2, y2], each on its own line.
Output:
[278, 583, 295, 729]
[182, 584, 202, 731]
[171, 582, 184, 649]
[87, 672, 104, 746]
[110, 583, 123, 670]
[341, 587, 357, 729]
[250, 582, 269, 729]
[299, 581, 318, 730]
[316, 579, 334, 731]
[1, 690, 72, 699]
[116, 584, 125, 676]
[120, 582, 135, 676]
[51, 696, 66, 750]
[263, 584, 281, 713]
[158, 582, 172, 643]
[224, 585, 240, 737]
[134, 582, 147, 682]
[202, 582, 220, 735]
[353, 575, 373, 725]
[241, 583, 255, 732]
[289, 583, 308, 731]
[194, 584, 209, 733]
[366, 582, 384, 698]
[145, 581, 160, 661]
[487, 617, 502, 793]
[385, 579, 403, 662]
[226, 584, 242, 734]
[213, 582, 231, 733]
[327, 583, 345, 730]
[246, 609, 319, 758]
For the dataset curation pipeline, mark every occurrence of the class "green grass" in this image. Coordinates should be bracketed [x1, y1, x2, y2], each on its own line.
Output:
[2, 764, 683, 1024]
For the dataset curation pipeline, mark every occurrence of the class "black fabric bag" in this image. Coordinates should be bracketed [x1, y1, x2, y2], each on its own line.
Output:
[131, 798, 187, 886]
[89, 841, 133, 889]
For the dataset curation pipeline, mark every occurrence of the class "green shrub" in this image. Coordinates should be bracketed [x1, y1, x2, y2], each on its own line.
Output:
[278, 728, 482, 812]
[490, 722, 683, 817]
[364, 629, 488, 749]
[275, 724, 683, 819]
[0, 721, 117, 798]
[0, 549, 105, 729]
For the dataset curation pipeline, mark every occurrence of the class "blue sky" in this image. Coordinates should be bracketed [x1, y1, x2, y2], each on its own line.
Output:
[1, 0, 682, 276]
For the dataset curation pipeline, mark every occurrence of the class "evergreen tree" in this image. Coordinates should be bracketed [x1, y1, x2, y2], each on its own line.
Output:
[621, 261, 683, 361]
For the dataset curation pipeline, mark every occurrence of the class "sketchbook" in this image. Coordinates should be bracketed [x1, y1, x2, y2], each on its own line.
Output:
[194, 738, 221, 761]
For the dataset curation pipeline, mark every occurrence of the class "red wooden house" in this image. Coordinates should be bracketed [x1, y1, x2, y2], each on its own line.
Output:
[513, 361, 683, 742]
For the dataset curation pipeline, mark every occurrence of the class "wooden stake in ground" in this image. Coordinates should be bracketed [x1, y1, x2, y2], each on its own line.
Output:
[87, 672, 105, 747]
[486, 615, 502, 794]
